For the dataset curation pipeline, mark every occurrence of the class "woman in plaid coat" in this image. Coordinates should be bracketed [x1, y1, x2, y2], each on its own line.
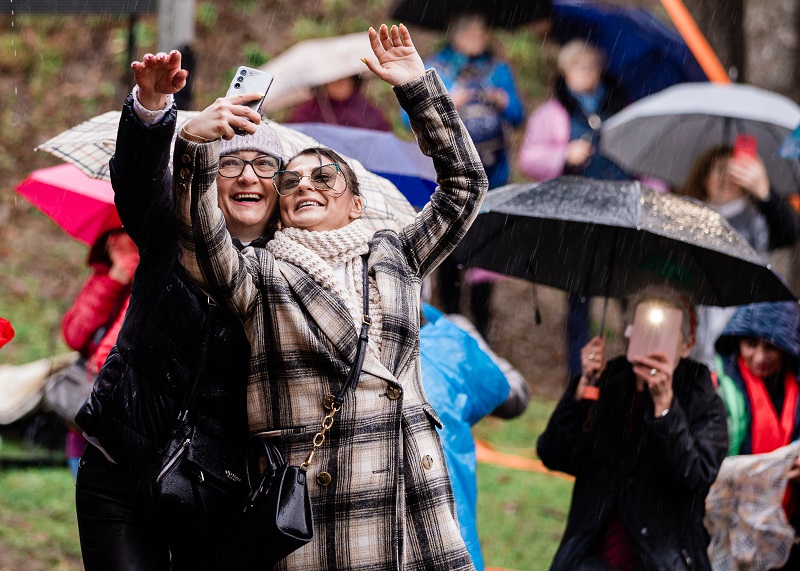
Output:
[174, 24, 487, 570]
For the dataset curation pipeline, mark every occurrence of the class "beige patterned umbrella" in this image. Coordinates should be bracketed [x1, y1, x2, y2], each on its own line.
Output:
[36, 110, 417, 233]
[705, 440, 800, 571]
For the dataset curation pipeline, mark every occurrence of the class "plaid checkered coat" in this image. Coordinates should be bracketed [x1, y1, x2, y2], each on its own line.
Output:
[175, 70, 487, 570]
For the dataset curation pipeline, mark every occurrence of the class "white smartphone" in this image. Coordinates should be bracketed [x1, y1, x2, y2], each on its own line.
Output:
[626, 302, 683, 367]
[225, 66, 274, 131]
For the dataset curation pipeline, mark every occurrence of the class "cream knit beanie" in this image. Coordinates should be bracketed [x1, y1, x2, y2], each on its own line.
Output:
[219, 122, 284, 161]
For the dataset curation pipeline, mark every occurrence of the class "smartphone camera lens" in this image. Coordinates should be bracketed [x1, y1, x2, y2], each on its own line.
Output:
[233, 82, 241, 89]
[237, 76, 244, 82]
[240, 69, 247, 76]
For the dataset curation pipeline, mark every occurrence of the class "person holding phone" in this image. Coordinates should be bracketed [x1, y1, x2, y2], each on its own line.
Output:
[680, 143, 800, 370]
[537, 286, 727, 571]
[73, 51, 282, 569]
[174, 24, 484, 570]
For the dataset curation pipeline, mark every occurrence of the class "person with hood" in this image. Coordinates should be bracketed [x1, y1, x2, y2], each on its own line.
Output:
[419, 303, 529, 570]
[74, 51, 281, 569]
[175, 24, 486, 570]
[537, 286, 727, 570]
[517, 40, 629, 383]
[713, 301, 800, 569]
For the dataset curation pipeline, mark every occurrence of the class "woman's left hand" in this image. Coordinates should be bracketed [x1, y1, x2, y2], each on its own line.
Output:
[363, 24, 425, 87]
[632, 352, 674, 417]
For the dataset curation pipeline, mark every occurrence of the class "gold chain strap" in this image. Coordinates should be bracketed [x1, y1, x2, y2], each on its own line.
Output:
[301, 402, 341, 470]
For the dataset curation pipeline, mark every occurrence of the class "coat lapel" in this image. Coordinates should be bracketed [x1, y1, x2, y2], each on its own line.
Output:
[277, 261, 358, 363]
[368, 245, 420, 380]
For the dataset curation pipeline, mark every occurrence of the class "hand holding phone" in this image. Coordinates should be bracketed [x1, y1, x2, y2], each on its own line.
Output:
[225, 66, 274, 134]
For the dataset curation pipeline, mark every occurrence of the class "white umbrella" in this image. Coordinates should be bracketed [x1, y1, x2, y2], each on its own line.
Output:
[599, 82, 800, 194]
[35, 110, 417, 233]
[259, 33, 374, 112]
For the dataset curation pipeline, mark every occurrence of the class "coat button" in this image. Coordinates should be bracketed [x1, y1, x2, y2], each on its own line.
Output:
[323, 394, 336, 410]
[422, 455, 434, 470]
[180, 168, 190, 179]
[640, 527, 648, 536]
[182, 153, 192, 164]
[386, 385, 402, 400]
[316, 471, 332, 486]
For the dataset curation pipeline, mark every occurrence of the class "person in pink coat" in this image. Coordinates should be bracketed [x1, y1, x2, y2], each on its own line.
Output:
[518, 41, 629, 382]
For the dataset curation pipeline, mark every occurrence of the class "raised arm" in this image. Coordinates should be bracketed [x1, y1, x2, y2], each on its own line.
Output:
[111, 51, 186, 251]
[172, 93, 268, 318]
[364, 24, 488, 278]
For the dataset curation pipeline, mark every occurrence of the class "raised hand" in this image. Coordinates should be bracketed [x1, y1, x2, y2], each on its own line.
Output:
[727, 155, 771, 201]
[131, 50, 188, 111]
[180, 92, 263, 143]
[574, 336, 606, 400]
[363, 24, 425, 87]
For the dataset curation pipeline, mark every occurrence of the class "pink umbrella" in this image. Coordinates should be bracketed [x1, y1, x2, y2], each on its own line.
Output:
[15, 163, 121, 245]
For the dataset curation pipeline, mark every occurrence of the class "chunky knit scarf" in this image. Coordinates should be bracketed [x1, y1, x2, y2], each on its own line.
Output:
[267, 218, 384, 355]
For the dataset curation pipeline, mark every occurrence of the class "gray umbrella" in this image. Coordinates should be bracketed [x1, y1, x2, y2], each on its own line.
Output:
[454, 177, 795, 309]
[599, 82, 800, 194]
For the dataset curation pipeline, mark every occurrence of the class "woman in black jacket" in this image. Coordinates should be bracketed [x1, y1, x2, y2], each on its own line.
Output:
[537, 288, 728, 571]
[74, 51, 281, 570]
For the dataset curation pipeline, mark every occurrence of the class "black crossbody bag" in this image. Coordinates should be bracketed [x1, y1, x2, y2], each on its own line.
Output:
[147, 306, 248, 517]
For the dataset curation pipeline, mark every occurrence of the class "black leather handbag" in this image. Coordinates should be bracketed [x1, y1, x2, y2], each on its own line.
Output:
[148, 311, 247, 517]
[220, 256, 372, 566]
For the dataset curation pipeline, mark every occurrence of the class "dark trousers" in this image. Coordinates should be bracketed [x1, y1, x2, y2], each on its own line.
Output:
[437, 255, 494, 339]
[76, 445, 256, 570]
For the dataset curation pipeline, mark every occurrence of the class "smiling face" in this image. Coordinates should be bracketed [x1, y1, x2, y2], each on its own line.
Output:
[277, 152, 363, 232]
[739, 337, 785, 378]
[216, 150, 280, 243]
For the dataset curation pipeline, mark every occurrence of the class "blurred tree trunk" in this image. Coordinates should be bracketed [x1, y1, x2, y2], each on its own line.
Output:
[683, 0, 745, 82]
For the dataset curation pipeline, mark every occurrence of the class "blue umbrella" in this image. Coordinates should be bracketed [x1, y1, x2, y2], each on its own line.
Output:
[286, 122, 437, 208]
[550, 0, 707, 101]
[778, 123, 800, 159]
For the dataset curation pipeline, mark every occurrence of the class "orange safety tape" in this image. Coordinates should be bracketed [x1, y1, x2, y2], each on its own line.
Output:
[660, 0, 731, 83]
[474, 438, 574, 482]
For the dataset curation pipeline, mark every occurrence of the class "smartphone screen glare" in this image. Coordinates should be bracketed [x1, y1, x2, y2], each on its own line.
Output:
[626, 303, 683, 367]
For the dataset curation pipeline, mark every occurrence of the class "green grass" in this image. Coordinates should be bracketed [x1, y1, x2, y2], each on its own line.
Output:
[474, 398, 572, 571]
[0, 398, 572, 570]
[0, 467, 82, 570]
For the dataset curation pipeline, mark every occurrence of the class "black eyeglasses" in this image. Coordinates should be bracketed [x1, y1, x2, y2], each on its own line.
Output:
[218, 155, 280, 179]
[272, 164, 341, 196]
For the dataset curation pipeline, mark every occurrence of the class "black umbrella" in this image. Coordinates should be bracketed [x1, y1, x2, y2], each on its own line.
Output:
[454, 177, 795, 314]
[390, 0, 552, 30]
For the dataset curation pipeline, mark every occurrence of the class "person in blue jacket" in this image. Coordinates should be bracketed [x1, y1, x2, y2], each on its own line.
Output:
[406, 12, 524, 337]
[420, 303, 529, 570]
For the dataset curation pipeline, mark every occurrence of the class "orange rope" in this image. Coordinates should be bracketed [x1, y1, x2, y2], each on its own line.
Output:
[474, 438, 574, 482]
[659, 0, 730, 83]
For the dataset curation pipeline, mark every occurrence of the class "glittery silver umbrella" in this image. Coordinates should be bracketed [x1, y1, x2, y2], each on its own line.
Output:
[454, 176, 795, 309]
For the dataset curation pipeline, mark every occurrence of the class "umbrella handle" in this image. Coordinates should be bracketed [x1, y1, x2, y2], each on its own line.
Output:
[581, 402, 596, 433]
[580, 372, 600, 432]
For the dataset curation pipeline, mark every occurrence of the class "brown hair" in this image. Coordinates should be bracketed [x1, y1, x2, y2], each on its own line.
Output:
[286, 147, 361, 198]
[679, 145, 732, 201]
